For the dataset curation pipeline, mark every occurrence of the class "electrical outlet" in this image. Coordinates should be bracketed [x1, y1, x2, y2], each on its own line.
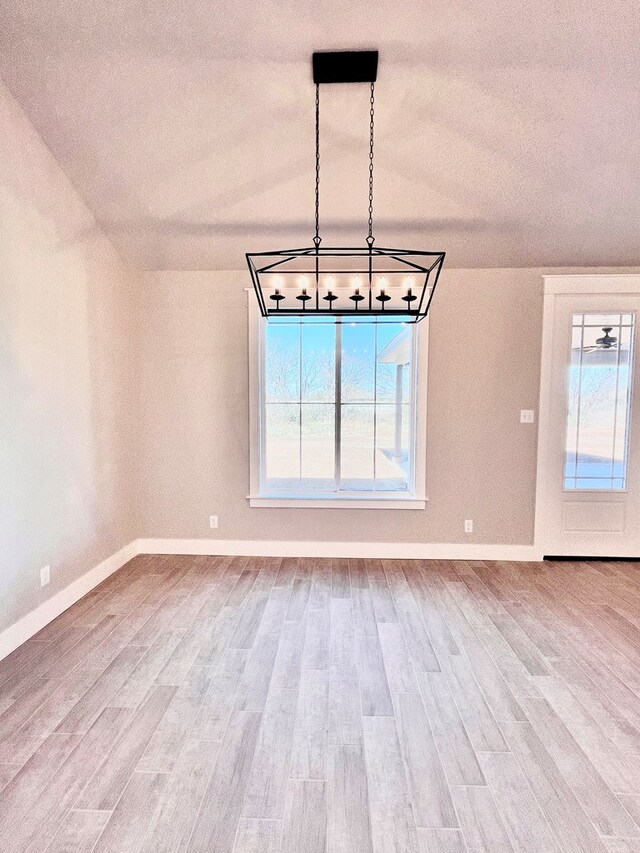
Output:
[40, 565, 50, 587]
[520, 409, 535, 424]
[209, 515, 219, 529]
[464, 519, 473, 534]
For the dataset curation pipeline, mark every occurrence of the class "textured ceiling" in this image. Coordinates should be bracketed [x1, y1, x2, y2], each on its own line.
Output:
[1, 0, 639, 270]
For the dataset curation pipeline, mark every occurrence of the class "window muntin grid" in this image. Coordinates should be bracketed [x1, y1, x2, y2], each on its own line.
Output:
[564, 313, 635, 490]
[262, 316, 416, 497]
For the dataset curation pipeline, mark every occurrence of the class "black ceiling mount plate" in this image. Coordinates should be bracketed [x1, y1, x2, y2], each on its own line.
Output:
[312, 51, 379, 84]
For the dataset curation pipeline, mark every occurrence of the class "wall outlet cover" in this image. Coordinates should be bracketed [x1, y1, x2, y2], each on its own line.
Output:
[209, 515, 219, 529]
[40, 565, 50, 587]
[464, 520, 474, 534]
[520, 409, 535, 423]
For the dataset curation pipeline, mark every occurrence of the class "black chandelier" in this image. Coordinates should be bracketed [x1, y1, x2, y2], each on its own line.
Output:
[246, 50, 445, 322]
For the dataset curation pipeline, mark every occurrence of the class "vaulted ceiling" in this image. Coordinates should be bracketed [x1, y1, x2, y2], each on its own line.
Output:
[2, 0, 639, 270]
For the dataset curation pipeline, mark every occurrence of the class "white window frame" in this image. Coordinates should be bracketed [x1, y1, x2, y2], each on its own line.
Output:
[247, 293, 428, 509]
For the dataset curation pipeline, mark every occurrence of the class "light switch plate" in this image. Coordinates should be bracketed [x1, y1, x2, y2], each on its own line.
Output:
[520, 409, 535, 424]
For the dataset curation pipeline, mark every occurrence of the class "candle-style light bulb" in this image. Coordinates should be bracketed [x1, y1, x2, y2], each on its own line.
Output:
[270, 284, 285, 306]
[375, 276, 390, 308]
[323, 287, 338, 306]
[296, 277, 312, 307]
[401, 280, 417, 307]
[349, 279, 364, 308]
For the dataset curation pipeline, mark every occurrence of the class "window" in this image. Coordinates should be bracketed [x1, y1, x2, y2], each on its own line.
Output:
[249, 308, 427, 508]
[564, 313, 635, 490]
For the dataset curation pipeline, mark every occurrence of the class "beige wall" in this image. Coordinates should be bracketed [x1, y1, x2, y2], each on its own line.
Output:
[138, 266, 640, 547]
[137, 268, 543, 545]
[0, 81, 139, 632]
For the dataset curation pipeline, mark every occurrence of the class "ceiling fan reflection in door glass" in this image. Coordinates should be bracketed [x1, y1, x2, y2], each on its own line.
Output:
[583, 327, 618, 353]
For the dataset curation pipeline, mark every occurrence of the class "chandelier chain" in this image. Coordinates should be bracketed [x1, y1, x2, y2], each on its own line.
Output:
[367, 82, 375, 246]
[314, 83, 321, 247]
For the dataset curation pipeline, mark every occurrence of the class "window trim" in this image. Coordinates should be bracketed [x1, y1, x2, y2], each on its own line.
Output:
[247, 292, 428, 509]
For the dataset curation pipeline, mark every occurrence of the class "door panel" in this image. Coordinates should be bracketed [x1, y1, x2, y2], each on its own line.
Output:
[540, 289, 640, 557]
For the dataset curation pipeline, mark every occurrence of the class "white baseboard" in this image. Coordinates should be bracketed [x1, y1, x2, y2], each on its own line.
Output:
[0, 537, 542, 663]
[137, 538, 542, 562]
[0, 540, 138, 662]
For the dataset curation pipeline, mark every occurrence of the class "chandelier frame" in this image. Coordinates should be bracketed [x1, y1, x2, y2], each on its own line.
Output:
[247, 245, 444, 323]
[246, 50, 445, 323]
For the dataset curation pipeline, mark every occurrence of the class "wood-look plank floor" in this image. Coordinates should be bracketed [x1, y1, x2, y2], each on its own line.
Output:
[1, 555, 640, 852]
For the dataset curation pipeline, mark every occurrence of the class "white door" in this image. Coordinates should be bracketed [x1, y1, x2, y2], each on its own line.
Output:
[536, 275, 640, 558]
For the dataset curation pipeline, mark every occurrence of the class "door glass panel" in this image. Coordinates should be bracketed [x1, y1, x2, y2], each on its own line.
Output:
[564, 313, 635, 490]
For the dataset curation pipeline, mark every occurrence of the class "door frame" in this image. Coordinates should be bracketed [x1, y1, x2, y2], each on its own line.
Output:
[534, 274, 640, 558]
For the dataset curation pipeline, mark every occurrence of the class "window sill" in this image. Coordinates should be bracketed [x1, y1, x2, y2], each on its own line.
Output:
[248, 495, 428, 509]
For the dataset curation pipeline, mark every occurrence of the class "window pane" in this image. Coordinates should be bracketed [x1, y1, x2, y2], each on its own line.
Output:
[578, 314, 633, 328]
[375, 323, 411, 402]
[301, 403, 335, 486]
[375, 324, 413, 491]
[261, 316, 419, 499]
[265, 403, 300, 486]
[301, 322, 335, 402]
[376, 320, 408, 351]
[375, 361, 397, 403]
[340, 404, 374, 488]
[265, 323, 300, 402]
[375, 403, 410, 491]
[564, 313, 634, 490]
[342, 321, 375, 402]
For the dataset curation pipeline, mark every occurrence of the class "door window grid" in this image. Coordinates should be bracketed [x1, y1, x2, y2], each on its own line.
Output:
[564, 313, 635, 490]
